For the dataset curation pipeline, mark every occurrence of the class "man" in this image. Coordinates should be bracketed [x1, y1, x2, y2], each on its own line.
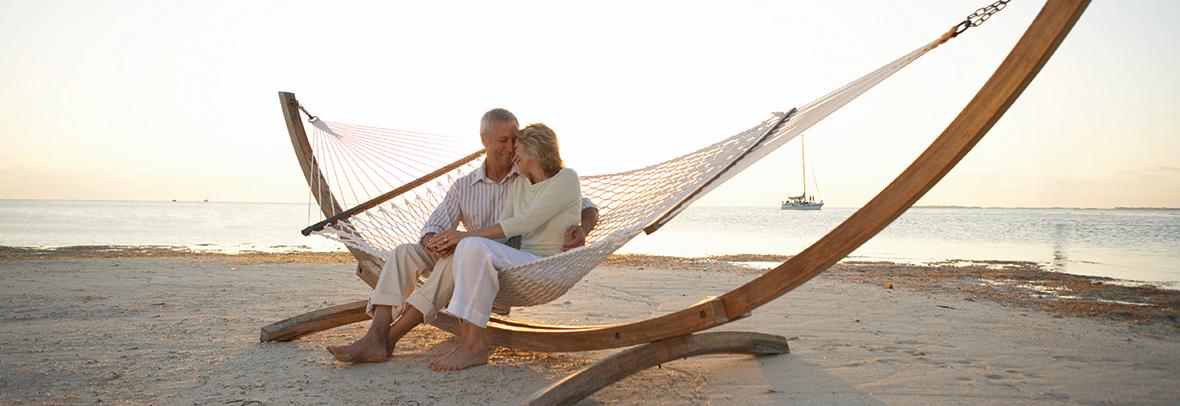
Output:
[326, 108, 598, 363]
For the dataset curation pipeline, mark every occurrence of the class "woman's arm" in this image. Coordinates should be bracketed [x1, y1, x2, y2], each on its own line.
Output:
[497, 169, 581, 238]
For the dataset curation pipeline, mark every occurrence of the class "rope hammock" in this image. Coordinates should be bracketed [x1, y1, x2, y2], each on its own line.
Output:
[296, 5, 1006, 308]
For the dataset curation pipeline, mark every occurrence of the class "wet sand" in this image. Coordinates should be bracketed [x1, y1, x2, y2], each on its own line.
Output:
[0, 247, 1177, 404]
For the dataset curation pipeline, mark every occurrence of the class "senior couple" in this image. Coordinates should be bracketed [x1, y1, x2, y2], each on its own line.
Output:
[327, 108, 597, 371]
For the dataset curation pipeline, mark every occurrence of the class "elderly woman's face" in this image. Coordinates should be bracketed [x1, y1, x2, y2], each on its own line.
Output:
[513, 140, 535, 171]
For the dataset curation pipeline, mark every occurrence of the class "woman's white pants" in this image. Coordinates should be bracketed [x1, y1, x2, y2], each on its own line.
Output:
[447, 237, 539, 328]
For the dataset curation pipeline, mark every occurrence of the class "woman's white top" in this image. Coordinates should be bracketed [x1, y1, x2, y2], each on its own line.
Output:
[498, 168, 582, 257]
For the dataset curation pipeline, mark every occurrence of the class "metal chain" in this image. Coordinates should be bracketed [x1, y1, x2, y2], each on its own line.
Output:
[953, 0, 1012, 38]
[290, 98, 320, 123]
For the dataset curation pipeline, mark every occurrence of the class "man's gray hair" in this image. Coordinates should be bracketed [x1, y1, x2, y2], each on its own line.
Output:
[479, 108, 520, 137]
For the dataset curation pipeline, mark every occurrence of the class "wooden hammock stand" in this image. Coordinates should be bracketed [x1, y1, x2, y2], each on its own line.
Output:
[262, 1, 1088, 404]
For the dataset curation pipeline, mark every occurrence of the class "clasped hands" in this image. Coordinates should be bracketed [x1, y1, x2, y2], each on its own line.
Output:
[421, 225, 588, 259]
[423, 230, 465, 258]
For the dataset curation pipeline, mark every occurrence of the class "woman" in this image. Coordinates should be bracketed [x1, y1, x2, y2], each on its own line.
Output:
[426, 123, 581, 371]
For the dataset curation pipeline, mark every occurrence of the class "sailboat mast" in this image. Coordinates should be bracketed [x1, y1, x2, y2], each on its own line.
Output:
[801, 135, 807, 195]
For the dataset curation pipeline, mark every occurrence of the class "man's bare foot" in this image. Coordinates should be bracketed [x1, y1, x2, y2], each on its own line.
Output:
[428, 344, 488, 371]
[326, 334, 388, 363]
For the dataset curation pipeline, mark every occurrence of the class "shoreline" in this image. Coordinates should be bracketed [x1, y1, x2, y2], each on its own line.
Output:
[3, 246, 1177, 331]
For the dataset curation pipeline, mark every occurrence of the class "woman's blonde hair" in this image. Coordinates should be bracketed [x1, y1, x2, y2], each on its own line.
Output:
[517, 123, 564, 176]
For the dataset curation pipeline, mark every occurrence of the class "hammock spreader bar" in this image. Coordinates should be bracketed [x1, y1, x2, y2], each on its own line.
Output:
[643, 107, 798, 234]
[301, 148, 487, 236]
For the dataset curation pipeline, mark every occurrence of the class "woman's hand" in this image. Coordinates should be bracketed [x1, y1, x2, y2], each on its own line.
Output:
[426, 229, 467, 253]
[561, 224, 586, 251]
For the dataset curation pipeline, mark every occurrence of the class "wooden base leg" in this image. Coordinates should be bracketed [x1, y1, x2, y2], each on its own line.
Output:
[257, 299, 523, 342]
[525, 331, 789, 406]
[260, 299, 370, 342]
[259, 298, 584, 344]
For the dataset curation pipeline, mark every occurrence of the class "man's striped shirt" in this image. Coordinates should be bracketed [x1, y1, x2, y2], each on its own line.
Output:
[421, 162, 595, 238]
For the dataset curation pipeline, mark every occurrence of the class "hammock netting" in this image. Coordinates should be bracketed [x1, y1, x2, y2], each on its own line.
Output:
[301, 41, 940, 307]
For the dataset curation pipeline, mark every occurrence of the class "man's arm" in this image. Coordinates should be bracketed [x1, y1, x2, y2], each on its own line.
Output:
[420, 184, 462, 258]
[578, 206, 598, 236]
[562, 198, 599, 251]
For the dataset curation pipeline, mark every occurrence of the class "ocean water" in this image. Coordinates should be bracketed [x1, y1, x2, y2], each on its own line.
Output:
[621, 206, 1180, 287]
[1, 200, 1177, 286]
[0, 200, 343, 254]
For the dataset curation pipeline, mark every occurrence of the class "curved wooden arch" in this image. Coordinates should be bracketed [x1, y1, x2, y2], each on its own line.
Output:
[722, 0, 1091, 319]
[268, 0, 1090, 356]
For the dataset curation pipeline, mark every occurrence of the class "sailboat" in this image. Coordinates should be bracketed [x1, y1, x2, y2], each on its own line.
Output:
[781, 135, 823, 210]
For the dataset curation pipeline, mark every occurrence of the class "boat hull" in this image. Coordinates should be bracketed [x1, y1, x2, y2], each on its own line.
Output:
[781, 202, 823, 210]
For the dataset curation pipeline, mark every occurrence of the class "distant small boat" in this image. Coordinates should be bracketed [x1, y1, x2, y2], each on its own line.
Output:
[781, 194, 823, 210]
[781, 135, 823, 211]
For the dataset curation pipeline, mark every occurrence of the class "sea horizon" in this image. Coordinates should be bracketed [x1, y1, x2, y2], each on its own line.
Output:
[2, 200, 1177, 289]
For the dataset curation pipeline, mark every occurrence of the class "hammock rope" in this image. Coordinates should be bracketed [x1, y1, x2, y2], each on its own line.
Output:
[295, 10, 1005, 307]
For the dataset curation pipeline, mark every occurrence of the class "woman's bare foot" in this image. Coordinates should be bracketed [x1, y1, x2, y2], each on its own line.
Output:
[429, 319, 488, 371]
[428, 343, 487, 371]
[326, 333, 388, 363]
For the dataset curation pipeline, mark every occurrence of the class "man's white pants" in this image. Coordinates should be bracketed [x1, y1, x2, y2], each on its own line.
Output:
[367, 243, 455, 323]
[447, 237, 539, 328]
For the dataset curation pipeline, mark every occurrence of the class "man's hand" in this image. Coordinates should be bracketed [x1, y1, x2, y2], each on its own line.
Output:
[561, 224, 586, 251]
[421, 233, 447, 259]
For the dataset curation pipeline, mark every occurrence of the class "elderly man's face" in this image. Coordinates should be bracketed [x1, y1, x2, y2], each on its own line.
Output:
[482, 120, 516, 171]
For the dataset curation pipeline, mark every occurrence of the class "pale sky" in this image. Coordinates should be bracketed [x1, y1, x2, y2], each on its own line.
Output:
[1, 0, 1177, 208]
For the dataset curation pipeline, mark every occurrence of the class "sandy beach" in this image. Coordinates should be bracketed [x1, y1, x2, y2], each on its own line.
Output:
[1, 247, 1177, 405]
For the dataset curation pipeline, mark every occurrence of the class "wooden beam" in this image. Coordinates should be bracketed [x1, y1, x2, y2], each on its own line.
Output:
[260, 300, 369, 342]
[259, 300, 596, 342]
[279, 92, 344, 231]
[429, 297, 740, 352]
[258, 297, 742, 349]
[278, 91, 383, 285]
[525, 332, 789, 406]
[302, 149, 487, 236]
[643, 108, 796, 235]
